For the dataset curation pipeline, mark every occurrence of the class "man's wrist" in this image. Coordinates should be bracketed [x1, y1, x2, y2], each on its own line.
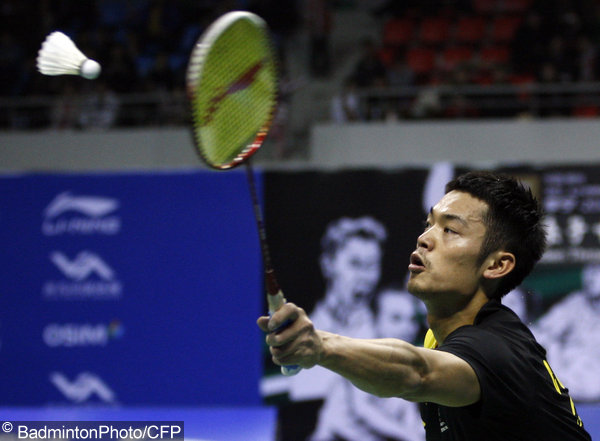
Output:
[316, 330, 338, 369]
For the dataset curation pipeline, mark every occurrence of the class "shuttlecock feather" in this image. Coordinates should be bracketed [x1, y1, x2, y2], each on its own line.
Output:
[37, 31, 101, 80]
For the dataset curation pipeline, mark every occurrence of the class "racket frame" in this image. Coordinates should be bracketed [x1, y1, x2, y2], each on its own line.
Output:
[185, 11, 276, 170]
[185, 10, 299, 375]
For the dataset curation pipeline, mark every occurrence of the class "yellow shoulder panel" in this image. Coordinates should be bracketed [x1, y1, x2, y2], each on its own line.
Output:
[424, 328, 438, 349]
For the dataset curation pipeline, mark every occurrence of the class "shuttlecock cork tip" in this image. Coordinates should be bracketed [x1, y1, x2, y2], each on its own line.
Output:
[80, 59, 101, 80]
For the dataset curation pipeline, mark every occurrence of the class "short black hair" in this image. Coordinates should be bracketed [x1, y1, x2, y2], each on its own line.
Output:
[445, 171, 546, 299]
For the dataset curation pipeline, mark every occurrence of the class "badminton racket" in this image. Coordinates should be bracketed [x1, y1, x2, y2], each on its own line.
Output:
[185, 10, 300, 376]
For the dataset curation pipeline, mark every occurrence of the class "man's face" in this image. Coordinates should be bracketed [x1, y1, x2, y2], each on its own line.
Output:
[407, 190, 489, 302]
[324, 236, 382, 304]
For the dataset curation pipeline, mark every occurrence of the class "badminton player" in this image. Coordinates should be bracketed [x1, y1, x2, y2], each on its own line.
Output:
[258, 171, 592, 440]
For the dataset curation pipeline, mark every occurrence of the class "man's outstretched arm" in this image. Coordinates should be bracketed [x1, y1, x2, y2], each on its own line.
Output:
[258, 302, 480, 407]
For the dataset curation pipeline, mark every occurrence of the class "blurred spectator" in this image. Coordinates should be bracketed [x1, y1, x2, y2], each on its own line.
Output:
[538, 62, 559, 84]
[269, 63, 305, 158]
[536, 61, 568, 117]
[331, 78, 362, 122]
[145, 51, 176, 91]
[577, 36, 598, 82]
[410, 87, 441, 119]
[103, 45, 138, 94]
[329, 0, 600, 122]
[352, 38, 387, 88]
[386, 58, 414, 87]
[0, 31, 24, 96]
[156, 86, 187, 125]
[248, 0, 300, 53]
[4, 0, 600, 128]
[78, 81, 120, 130]
[366, 76, 392, 121]
[50, 83, 81, 129]
[511, 11, 547, 76]
[444, 93, 479, 119]
[306, 0, 333, 77]
[544, 36, 576, 82]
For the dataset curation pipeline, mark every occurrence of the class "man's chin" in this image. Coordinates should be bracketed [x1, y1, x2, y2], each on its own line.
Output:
[407, 279, 428, 299]
[407, 277, 418, 292]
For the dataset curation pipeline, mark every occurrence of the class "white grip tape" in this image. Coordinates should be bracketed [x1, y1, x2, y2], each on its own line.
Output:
[267, 290, 286, 314]
[281, 365, 302, 376]
[267, 290, 302, 376]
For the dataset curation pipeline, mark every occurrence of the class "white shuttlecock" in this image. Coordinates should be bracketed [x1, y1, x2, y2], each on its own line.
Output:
[37, 31, 101, 80]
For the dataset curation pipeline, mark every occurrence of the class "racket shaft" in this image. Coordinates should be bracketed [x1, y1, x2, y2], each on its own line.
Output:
[245, 163, 275, 282]
[245, 164, 301, 376]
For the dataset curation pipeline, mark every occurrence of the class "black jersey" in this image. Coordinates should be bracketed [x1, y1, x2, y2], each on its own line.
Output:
[419, 300, 591, 441]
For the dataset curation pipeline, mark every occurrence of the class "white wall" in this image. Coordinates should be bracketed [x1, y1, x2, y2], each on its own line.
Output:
[310, 119, 600, 168]
[2, 119, 600, 171]
[0, 128, 199, 171]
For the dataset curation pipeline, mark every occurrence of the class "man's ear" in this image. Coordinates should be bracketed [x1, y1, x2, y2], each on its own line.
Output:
[482, 251, 516, 280]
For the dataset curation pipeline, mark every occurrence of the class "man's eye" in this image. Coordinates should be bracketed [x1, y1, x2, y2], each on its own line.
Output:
[444, 227, 457, 234]
[423, 221, 432, 231]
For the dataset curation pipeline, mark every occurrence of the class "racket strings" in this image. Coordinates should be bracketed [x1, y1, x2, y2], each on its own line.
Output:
[187, 18, 277, 168]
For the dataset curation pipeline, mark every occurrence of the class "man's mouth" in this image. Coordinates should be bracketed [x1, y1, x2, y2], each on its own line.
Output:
[409, 252, 426, 272]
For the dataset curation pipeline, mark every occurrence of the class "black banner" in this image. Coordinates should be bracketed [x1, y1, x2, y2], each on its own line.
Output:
[262, 164, 600, 441]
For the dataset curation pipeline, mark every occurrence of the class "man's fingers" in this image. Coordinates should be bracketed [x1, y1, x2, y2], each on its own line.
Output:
[270, 341, 300, 366]
[266, 323, 296, 347]
[257, 316, 270, 332]
[268, 302, 302, 331]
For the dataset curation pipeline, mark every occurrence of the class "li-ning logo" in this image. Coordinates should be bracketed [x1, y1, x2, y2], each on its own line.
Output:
[50, 251, 115, 281]
[45, 192, 118, 218]
[50, 372, 117, 403]
[42, 192, 121, 236]
[203, 59, 265, 125]
[43, 251, 122, 301]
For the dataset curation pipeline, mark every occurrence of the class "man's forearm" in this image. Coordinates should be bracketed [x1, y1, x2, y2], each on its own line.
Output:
[316, 331, 428, 399]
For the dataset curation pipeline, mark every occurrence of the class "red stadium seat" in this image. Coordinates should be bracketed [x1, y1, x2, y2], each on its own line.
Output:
[456, 17, 487, 44]
[480, 46, 510, 64]
[406, 47, 436, 73]
[377, 47, 397, 67]
[442, 46, 474, 70]
[419, 17, 451, 45]
[383, 18, 415, 47]
[491, 16, 522, 42]
[573, 105, 599, 118]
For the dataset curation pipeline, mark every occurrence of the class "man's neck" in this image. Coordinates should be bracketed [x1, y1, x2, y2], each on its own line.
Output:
[426, 291, 491, 343]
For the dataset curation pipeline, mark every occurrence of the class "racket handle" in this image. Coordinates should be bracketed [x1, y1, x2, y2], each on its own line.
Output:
[267, 290, 302, 376]
[281, 364, 302, 376]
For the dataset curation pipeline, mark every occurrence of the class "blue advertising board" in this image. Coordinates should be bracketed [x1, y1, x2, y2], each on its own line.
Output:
[0, 170, 264, 406]
[1, 166, 599, 441]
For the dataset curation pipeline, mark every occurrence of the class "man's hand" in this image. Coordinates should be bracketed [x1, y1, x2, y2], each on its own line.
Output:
[257, 302, 324, 369]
